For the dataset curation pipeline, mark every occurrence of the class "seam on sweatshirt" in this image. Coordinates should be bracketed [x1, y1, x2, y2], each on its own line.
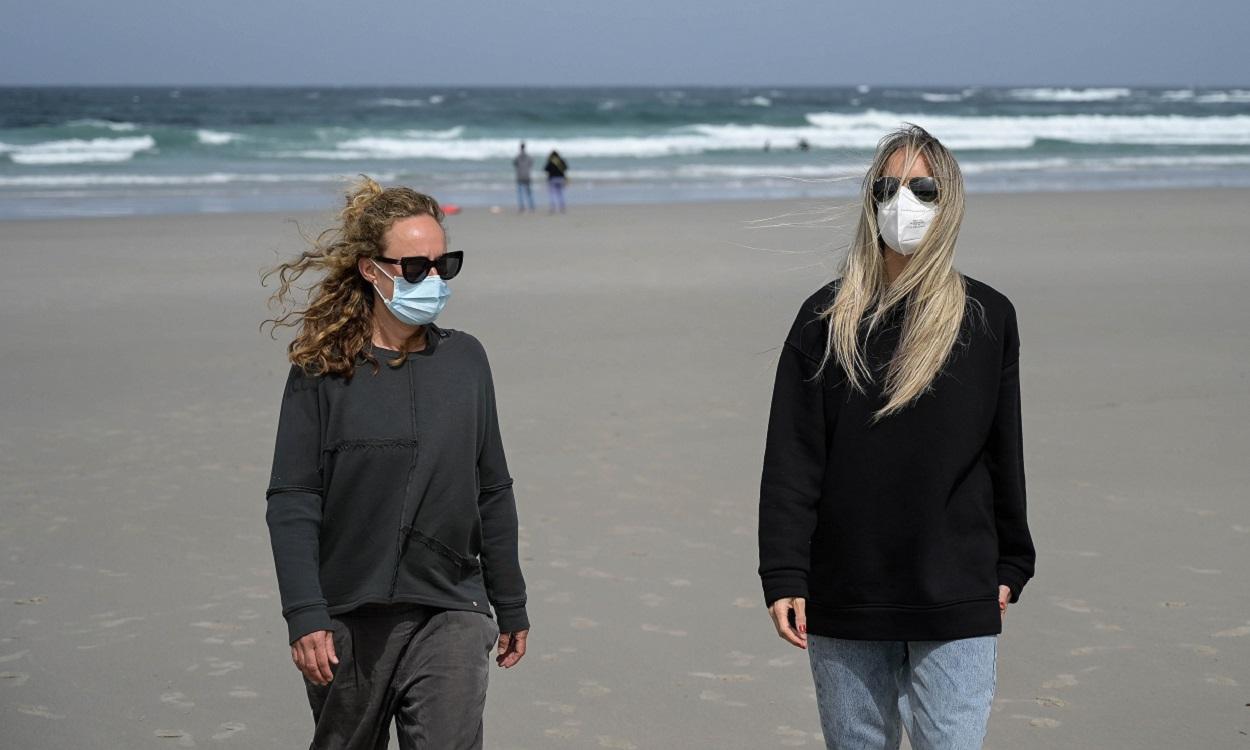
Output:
[266, 485, 323, 499]
[325, 438, 419, 453]
[479, 480, 514, 493]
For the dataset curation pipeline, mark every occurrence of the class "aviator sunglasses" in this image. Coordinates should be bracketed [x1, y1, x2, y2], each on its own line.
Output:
[872, 176, 940, 204]
[374, 250, 464, 283]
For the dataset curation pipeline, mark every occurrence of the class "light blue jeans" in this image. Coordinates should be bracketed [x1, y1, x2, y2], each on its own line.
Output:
[808, 635, 997, 750]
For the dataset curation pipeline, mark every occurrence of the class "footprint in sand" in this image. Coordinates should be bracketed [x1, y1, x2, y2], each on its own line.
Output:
[578, 680, 612, 697]
[570, 617, 598, 630]
[1212, 624, 1250, 638]
[534, 700, 576, 715]
[689, 672, 754, 683]
[726, 651, 754, 667]
[774, 725, 813, 746]
[17, 704, 65, 719]
[0, 671, 30, 686]
[1012, 715, 1061, 728]
[1035, 696, 1068, 708]
[1180, 566, 1221, 575]
[596, 736, 637, 749]
[155, 729, 196, 747]
[639, 593, 664, 607]
[228, 687, 257, 698]
[210, 722, 245, 741]
[667, 578, 692, 587]
[205, 658, 243, 677]
[1041, 674, 1078, 690]
[1050, 597, 1092, 613]
[160, 691, 194, 709]
[1179, 643, 1219, 656]
[544, 723, 580, 739]
[0, 649, 30, 664]
[732, 597, 758, 609]
[640, 623, 687, 637]
[1069, 644, 1134, 656]
[1204, 674, 1239, 687]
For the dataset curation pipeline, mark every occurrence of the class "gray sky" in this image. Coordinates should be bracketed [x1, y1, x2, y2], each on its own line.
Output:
[2, 0, 1244, 87]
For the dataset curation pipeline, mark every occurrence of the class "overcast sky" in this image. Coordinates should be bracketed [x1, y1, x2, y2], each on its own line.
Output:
[3, 0, 1244, 87]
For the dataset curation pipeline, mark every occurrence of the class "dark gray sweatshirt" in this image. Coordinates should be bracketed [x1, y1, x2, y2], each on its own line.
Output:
[265, 327, 529, 644]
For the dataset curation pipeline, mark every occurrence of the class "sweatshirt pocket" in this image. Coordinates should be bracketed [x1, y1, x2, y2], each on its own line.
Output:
[397, 529, 484, 602]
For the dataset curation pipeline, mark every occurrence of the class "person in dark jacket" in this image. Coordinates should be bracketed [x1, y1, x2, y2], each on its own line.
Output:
[262, 176, 529, 749]
[543, 150, 568, 213]
[758, 124, 1036, 749]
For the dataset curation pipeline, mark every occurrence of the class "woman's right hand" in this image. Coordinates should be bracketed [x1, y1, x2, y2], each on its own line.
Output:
[768, 597, 807, 649]
[291, 629, 339, 686]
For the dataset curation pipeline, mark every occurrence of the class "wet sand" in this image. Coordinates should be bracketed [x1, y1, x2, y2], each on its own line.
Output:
[1, 189, 1247, 748]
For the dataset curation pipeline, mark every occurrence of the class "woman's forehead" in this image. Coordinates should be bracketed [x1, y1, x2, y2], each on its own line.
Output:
[383, 215, 446, 255]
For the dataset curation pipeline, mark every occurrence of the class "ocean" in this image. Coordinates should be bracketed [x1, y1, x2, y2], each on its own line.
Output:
[2, 85, 1249, 219]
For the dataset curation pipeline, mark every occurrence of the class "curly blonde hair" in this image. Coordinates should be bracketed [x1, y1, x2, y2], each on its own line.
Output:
[262, 176, 446, 377]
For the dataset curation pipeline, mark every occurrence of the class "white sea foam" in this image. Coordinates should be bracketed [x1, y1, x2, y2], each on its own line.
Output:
[369, 95, 446, 108]
[921, 93, 964, 102]
[1195, 90, 1250, 104]
[739, 96, 772, 107]
[2, 136, 156, 165]
[0, 171, 399, 188]
[262, 110, 1250, 163]
[65, 119, 139, 132]
[802, 110, 1250, 148]
[1008, 87, 1133, 102]
[370, 98, 427, 107]
[196, 129, 243, 145]
[400, 126, 465, 140]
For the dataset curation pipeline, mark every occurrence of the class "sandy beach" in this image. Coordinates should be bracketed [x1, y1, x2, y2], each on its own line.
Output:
[1, 188, 1247, 748]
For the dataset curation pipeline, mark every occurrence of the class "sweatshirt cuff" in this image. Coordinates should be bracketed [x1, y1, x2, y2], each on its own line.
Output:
[997, 565, 1030, 604]
[284, 603, 333, 645]
[760, 571, 809, 607]
[493, 601, 530, 633]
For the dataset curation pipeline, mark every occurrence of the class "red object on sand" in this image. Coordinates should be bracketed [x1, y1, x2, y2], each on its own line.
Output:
[443, 204, 461, 215]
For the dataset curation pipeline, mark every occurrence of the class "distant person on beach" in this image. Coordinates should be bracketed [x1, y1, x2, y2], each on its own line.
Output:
[262, 177, 529, 748]
[513, 142, 535, 213]
[758, 124, 1036, 749]
[797, 137, 811, 152]
[544, 150, 568, 213]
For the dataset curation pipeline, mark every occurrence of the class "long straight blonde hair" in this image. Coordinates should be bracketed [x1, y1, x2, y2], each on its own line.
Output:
[820, 124, 979, 420]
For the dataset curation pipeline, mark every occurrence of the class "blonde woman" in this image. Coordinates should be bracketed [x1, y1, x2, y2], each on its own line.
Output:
[758, 125, 1035, 749]
[263, 178, 528, 749]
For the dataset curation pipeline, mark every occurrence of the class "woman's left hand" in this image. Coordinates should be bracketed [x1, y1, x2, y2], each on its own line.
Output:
[998, 585, 1012, 620]
[497, 629, 528, 668]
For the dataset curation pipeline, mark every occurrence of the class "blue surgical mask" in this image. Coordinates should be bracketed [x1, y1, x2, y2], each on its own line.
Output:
[371, 260, 450, 326]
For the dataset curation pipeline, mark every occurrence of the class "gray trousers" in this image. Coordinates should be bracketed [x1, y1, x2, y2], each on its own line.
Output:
[304, 605, 499, 750]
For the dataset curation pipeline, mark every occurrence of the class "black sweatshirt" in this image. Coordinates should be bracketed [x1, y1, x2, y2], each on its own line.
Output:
[758, 276, 1036, 641]
[265, 327, 529, 645]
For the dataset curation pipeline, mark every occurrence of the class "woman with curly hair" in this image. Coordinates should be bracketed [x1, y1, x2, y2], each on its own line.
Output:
[758, 125, 1036, 749]
[262, 177, 529, 749]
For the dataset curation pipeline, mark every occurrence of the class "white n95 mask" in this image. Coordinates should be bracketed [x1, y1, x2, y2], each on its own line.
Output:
[877, 186, 937, 255]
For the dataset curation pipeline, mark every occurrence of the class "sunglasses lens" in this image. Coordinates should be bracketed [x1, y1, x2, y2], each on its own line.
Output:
[438, 252, 463, 281]
[872, 177, 899, 203]
[910, 178, 939, 203]
[400, 259, 430, 284]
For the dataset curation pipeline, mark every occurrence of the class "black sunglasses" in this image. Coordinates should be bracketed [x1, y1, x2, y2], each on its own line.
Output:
[374, 250, 463, 283]
[872, 176, 939, 204]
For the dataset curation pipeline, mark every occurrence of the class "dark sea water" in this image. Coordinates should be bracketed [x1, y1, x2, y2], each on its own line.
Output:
[2, 85, 1249, 218]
